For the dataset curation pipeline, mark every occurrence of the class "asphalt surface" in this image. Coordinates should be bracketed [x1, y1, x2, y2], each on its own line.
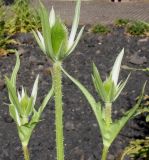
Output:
[31, 1, 149, 24]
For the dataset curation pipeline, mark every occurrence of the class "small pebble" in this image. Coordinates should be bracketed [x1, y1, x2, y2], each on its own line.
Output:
[29, 56, 37, 64]
[65, 121, 75, 131]
[129, 54, 147, 65]
[73, 147, 85, 160]
[138, 38, 148, 43]
[108, 154, 115, 160]
[95, 50, 101, 55]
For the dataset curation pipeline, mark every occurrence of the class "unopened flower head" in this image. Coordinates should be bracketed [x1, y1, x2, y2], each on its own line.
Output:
[92, 48, 130, 103]
[33, 0, 84, 62]
[5, 53, 54, 147]
[6, 74, 39, 126]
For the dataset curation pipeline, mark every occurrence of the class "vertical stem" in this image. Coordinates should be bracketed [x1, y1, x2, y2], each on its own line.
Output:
[101, 146, 109, 160]
[22, 145, 30, 160]
[105, 102, 112, 125]
[53, 61, 64, 160]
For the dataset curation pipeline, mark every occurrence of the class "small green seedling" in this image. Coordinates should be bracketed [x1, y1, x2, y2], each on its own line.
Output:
[33, 1, 83, 160]
[5, 52, 53, 160]
[62, 49, 146, 160]
[115, 19, 130, 27]
[91, 24, 110, 34]
[121, 138, 149, 159]
[126, 21, 149, 36]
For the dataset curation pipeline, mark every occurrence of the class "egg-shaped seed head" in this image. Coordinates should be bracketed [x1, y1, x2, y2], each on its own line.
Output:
[34, 0, 83, 62]
[51, 18, 68, 60]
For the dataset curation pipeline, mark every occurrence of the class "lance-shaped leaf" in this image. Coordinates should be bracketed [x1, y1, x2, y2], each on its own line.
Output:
[38, 85, 54, 116]
[49, 6, 55, 28]
[68, 0, 81, 49]
[66, 26, 84, 56]
[38, 2, 54, 59]
[113, 73, 130, 101]
[5, 77, 20, 112]
[11, 51, 20, 87]
[9, 104, 21, 126]
[32, 30, 46, 54]
[111, 48, 124, 85]
[31, 75, 39, 106]
[62, 67, 103, 126]
[5, 51, 20, 107]
[92, 63, 106, 101]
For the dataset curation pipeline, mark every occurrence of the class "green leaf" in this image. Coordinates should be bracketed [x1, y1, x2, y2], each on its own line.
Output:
[62, 67, 96, 110]
[62, 68, 109, 144]
[114, 73, 130, 101]
[68, 0, 81, 49]
[30, 108, 40, 125]
[11, 52, 20, 87]
[9, 104, 21, 126]
[38, 86, 54, 116]
[62, 67, 103, 125]
[103, 77, 113, 101]
[32, 30, 46, 54]
[49, 6, 55, 28]
[20, 94, 30, 114]
[92, 63, 106, 101]
[66, 26, 84, 56]
[38, 2, 54, 59]
[5, 77, 20, 112]
[18, 125, 33, 146]
[5, 52, 20, 111]
[51, 19, 68, 58]
[111, 48, 124, 85]
[108, 81, 116, 102]
[31, 75, 39, 106]
[24, 96, 34, 116]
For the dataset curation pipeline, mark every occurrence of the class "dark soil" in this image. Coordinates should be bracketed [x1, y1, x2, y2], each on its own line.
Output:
[0, 25, 149, 160]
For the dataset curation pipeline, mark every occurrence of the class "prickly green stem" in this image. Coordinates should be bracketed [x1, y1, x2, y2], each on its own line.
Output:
[101, 146, 109, 160]
[53, 61, 64, 160]
[105, 102, 112, 125]
[22, 145, 30, 160]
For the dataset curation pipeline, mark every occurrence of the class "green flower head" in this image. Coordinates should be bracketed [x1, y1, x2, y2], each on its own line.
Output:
[33, 0, 84, 62]
[5, 52, 53, 146]
[92, 49, 130, 103]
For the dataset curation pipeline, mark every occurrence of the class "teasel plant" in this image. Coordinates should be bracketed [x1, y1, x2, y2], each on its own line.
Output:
[5, 52, 53, 160]
[62, 49, 147, 160]
[32, 0, 84, 160]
